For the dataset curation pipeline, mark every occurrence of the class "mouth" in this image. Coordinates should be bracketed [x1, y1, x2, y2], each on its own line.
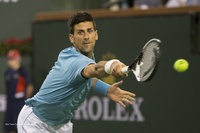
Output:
[83, 42, 90, 45]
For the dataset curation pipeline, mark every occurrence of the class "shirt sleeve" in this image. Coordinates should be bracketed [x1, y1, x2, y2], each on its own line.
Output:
[59, 49, 95, 83]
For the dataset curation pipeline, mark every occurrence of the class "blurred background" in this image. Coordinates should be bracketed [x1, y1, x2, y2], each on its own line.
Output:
[0, 0, 200, 133]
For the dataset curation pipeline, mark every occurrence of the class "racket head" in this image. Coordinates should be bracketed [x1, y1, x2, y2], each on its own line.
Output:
[130, 38, 162, 82]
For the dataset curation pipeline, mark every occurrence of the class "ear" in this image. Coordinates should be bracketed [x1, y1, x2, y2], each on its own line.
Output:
[95, 30, 98, 41]
[69, 34, 74, 44]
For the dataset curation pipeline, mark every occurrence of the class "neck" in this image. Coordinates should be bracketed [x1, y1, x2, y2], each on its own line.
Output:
[12, 65, 20, 70]
[84, 52, 93, 59]
[75, 48, 93, 59]
[12, 64, 20, 70]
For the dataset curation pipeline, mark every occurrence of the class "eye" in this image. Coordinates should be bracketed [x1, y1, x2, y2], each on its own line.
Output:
[88, 29, 93, 33]
[77, 31, 83, 35]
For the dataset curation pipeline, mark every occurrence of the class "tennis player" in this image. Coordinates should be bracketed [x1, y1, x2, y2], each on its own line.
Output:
[17, 11, 136, 133]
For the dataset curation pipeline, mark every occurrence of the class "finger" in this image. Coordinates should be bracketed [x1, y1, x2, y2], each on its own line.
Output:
[122, 93, 136, 102]
[128, 97, 136, 102]
[112, 72, 123, 78]
[114, 80, 123, 87]
[124, 91, 136, 97]
[125, 95, 136, 102]
[118, 101, 126, 108]
[122, 98, 133, 105]
[126, 100, 133, 105]
[112, 72, 120, 78]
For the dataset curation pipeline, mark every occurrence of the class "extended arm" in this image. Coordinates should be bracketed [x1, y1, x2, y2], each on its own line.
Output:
[82, 60, 126, 79]
[83, 59, 136, 108]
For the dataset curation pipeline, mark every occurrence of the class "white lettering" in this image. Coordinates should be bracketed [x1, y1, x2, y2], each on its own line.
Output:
[74, 96, 145, 122]
[116, 103, 129, 121]
[88, 96, 102, 121]
[102, 97, 115, 121]
[130, 97, 145, 121]
[74, 99, 88, 120]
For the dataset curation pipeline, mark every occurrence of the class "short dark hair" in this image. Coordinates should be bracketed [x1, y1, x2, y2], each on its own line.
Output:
[68, 11, 96, 34]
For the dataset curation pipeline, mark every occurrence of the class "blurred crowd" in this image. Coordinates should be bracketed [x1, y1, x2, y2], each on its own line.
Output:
[106, 0, 200, 10]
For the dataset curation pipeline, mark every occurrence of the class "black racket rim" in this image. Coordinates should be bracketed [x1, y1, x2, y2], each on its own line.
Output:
[140, 39, 162, 82]
[129, 38, 162, 82]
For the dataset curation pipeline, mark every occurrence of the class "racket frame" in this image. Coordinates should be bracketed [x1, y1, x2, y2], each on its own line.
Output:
[121, 38, 162, 82]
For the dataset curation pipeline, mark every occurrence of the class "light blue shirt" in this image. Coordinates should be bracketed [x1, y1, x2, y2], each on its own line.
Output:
[25, 46, 95, 126]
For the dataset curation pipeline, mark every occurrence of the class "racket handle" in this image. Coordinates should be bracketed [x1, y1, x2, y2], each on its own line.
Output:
[121, 66, 129, 74]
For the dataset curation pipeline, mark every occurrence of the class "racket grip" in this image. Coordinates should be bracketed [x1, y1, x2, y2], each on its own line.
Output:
[121, 66, 129, 74]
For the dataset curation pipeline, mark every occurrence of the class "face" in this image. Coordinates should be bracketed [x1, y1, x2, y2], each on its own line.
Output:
[7, 58, 21, 70]
[69, 21, 98, 58]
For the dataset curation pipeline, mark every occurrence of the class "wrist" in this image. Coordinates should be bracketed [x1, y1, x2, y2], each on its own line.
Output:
[105, 59, 120, 74]
[93, 80, 110, 96]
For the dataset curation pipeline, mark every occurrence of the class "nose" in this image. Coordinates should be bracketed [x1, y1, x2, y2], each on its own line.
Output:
[84, 32, 89, 40]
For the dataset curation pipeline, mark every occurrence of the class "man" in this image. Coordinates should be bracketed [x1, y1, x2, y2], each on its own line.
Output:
[17, 11, 136, 133]
[4, 49, 34, 133]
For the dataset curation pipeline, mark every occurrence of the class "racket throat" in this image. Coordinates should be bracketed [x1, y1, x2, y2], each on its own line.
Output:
[132, 68, 141, 81]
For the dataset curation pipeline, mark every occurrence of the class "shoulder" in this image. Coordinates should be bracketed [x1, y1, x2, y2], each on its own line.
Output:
[58, 47, 76, 59]
[59, 46, 81, 57]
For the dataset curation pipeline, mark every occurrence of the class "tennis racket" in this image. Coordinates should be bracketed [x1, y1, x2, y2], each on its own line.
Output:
[121, 38, 162, 82]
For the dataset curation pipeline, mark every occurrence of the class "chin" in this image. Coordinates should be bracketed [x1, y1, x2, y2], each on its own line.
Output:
[81, 49, 93, 56]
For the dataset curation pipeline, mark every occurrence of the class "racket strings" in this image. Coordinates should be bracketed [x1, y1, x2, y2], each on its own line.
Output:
[138, 43, 160, 81]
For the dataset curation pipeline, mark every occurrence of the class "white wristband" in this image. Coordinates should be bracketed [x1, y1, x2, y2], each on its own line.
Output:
[105, 59, 120, 74]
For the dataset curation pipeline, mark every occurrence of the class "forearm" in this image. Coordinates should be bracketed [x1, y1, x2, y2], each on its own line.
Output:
[82, 60, 126, 78]
[82, 61, 109, 78]
[94, 61, 109, 77]
[25, 84, 34, 99]
[95, 60, 125, 77]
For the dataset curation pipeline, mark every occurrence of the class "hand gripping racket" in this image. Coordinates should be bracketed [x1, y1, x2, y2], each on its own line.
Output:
[121, 38, 162, 82]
